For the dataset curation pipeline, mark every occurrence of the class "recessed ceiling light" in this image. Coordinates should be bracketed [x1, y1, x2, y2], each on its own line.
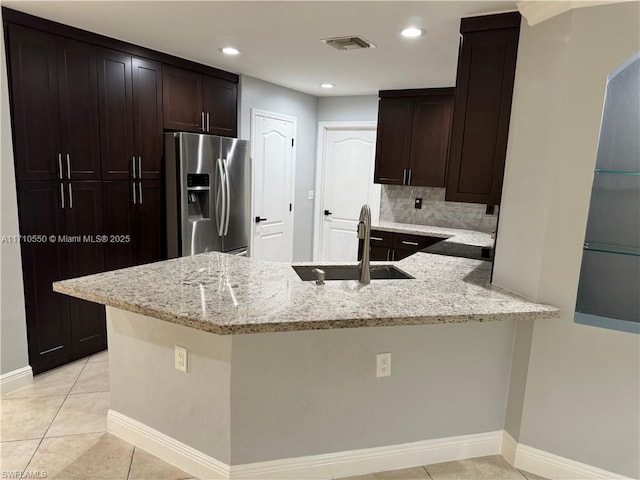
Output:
[321, 83, 335, 89]
[401, 27, 426, 38]
[220, 47, 240, 56]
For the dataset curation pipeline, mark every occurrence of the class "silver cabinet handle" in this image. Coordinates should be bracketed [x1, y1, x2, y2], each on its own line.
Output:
[132, 181, 137, 204]
[408, 169, 412, 185]
[138, 156, 142, 179]
[67, 183, 73, 208]
[138, 181, 143, 204]
[386, 249, 390, 261]
[402, 169, 407, 185]
[60, 183, 65, 209]
[206, 112, 210, 132]
[371, 236, 384, 242]
[58, 154, 63, 179]
[201, 112, 206, 132]
[401, 240, 419, 246]
[66, 154, 71, 180]
[132, 156, 136, 179]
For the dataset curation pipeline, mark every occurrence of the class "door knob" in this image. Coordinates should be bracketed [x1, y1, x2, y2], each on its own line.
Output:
[324, 210, 332, 216]
[255, 217, 267, 223]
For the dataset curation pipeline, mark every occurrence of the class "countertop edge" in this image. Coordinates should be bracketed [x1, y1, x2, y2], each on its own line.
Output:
[53, 283, 561, 335]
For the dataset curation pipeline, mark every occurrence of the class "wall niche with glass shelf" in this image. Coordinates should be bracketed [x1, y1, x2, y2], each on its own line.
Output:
[575, 53, 639, 334]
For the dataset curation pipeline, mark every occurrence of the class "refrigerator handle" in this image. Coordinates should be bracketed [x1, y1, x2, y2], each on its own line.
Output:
[223, 158, 231, 236]
[216, 158, 226, 236]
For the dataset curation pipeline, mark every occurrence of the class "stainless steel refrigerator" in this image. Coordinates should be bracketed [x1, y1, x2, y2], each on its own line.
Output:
[165, 132, 250, 257]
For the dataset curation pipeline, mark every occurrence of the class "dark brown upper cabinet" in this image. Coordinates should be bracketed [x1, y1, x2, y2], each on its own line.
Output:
[445, 12, 521, 205]
[163, 66, 237, 137]
[98, 50, 163, 180]
[374, 88, 454, 187]
[8, 25, 100, 181]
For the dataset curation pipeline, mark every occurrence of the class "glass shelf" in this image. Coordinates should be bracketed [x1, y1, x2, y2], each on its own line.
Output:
[594, 169, 640, 176]
[583, 242, 640, 257]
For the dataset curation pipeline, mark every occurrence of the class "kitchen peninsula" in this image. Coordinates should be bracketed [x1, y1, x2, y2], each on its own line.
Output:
[53, 252, 558, 479]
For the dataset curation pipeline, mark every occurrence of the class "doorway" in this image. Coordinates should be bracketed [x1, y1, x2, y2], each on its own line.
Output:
[250, 109, 296, 262]
[313, 122, 379, 262]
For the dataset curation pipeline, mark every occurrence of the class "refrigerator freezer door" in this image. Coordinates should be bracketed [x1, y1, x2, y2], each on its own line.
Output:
[220, 137, 250, 253]
[178, 132, 223, 255]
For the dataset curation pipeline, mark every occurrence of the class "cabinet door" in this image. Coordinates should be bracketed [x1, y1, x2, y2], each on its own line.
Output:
[136, 181, 163, 265]
[98, 50, 134, 180]
[17, 181, 71, 374]
[409, 95, 454, 187]
[374, 97, 413, 185]
[8, 25, 62, 181]
[370, 246, 391, 261]
[203, 75, 237, 137]
[102, 181, 137, 271]
[162, 66, 203, 132]
[63, 182, 107, 358]
[57, 39, 101, 180]
[446, 27, 520, 204]
[133, 58, 163, 179]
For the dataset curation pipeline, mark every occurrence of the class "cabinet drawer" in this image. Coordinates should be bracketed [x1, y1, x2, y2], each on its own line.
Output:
[394, 233, 441, 251]
[370, 229, 394, 248]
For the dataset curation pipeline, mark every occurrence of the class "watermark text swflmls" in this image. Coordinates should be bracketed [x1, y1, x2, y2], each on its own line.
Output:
[2, 471, 48, 479]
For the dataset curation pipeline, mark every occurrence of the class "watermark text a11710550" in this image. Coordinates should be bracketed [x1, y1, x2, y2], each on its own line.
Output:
[1, 234, 131, 244]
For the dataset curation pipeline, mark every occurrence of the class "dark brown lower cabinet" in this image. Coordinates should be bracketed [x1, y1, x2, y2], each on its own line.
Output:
[359, 230, 442, 262]
[102, 180, 162, 271]
[18, 181, 106, 374]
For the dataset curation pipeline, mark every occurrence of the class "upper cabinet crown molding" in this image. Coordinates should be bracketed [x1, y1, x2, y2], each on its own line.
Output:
[1, 7, 238, 83]
[517, 0, 632, 26]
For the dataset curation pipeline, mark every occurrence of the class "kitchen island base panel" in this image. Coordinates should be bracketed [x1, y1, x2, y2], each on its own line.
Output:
[106, 306, 516, 473]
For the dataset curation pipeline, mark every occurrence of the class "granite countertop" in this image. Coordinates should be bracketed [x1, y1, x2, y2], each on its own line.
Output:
[53, 252, 558, 335]
[372, 221, 494, 248]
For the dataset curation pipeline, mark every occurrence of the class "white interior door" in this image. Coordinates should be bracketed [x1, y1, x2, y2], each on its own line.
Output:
[251, 111, 295, 262]
[319, 128, 379, 262]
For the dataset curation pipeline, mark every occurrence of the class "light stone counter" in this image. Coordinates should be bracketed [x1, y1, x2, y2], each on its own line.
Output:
[53, 251, 558, 335]
[372, 221, 495, 248]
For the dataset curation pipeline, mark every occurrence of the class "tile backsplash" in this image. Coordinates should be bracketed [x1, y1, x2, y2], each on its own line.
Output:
[379, 185, 498, 233]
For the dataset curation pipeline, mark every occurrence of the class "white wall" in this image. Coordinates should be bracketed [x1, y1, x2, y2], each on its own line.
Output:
[238, 75, 318, 261]
[494, 3, 639, 477]
[0, 25, 29, 375]
[317, 95, 378, 122]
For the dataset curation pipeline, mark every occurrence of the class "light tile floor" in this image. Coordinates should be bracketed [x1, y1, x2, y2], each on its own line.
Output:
[1, 352, 547, 480]
[1, 351, 193, 480]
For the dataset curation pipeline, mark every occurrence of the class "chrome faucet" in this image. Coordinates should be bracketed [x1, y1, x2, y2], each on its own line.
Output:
[357, 204, 371, 284]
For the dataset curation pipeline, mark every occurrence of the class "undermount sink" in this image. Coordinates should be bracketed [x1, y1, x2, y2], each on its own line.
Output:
[292, 265, 414, 282]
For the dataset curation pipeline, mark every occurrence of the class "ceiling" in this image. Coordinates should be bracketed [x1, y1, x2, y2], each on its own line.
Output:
[2, 1, 518, 97]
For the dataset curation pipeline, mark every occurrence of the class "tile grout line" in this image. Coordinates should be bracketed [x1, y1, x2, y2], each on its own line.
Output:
[422, 465, 434, 479]
[21, 358, 89, 477]
[126, 446, 136, 479]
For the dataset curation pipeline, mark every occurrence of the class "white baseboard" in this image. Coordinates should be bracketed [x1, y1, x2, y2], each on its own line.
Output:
[501, 431, 518, 466]
[501, 430, 633, 480]
[0, 366, 33, 394]
[107, 410, 230, 480]
[108, 411, 633, 480]
[232, 430, 503, 479]
[108, 409, 502, 480]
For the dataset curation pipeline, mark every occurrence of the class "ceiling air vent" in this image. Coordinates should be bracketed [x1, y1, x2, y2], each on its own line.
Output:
[321, 35, 376, 51]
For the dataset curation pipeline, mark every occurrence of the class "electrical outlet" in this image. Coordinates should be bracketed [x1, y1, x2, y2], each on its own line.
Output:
[308, 190, 314, 200]
[376, 352, 391, 377]
[414, 198, 422, 209]
[175, 345, 188, 373]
